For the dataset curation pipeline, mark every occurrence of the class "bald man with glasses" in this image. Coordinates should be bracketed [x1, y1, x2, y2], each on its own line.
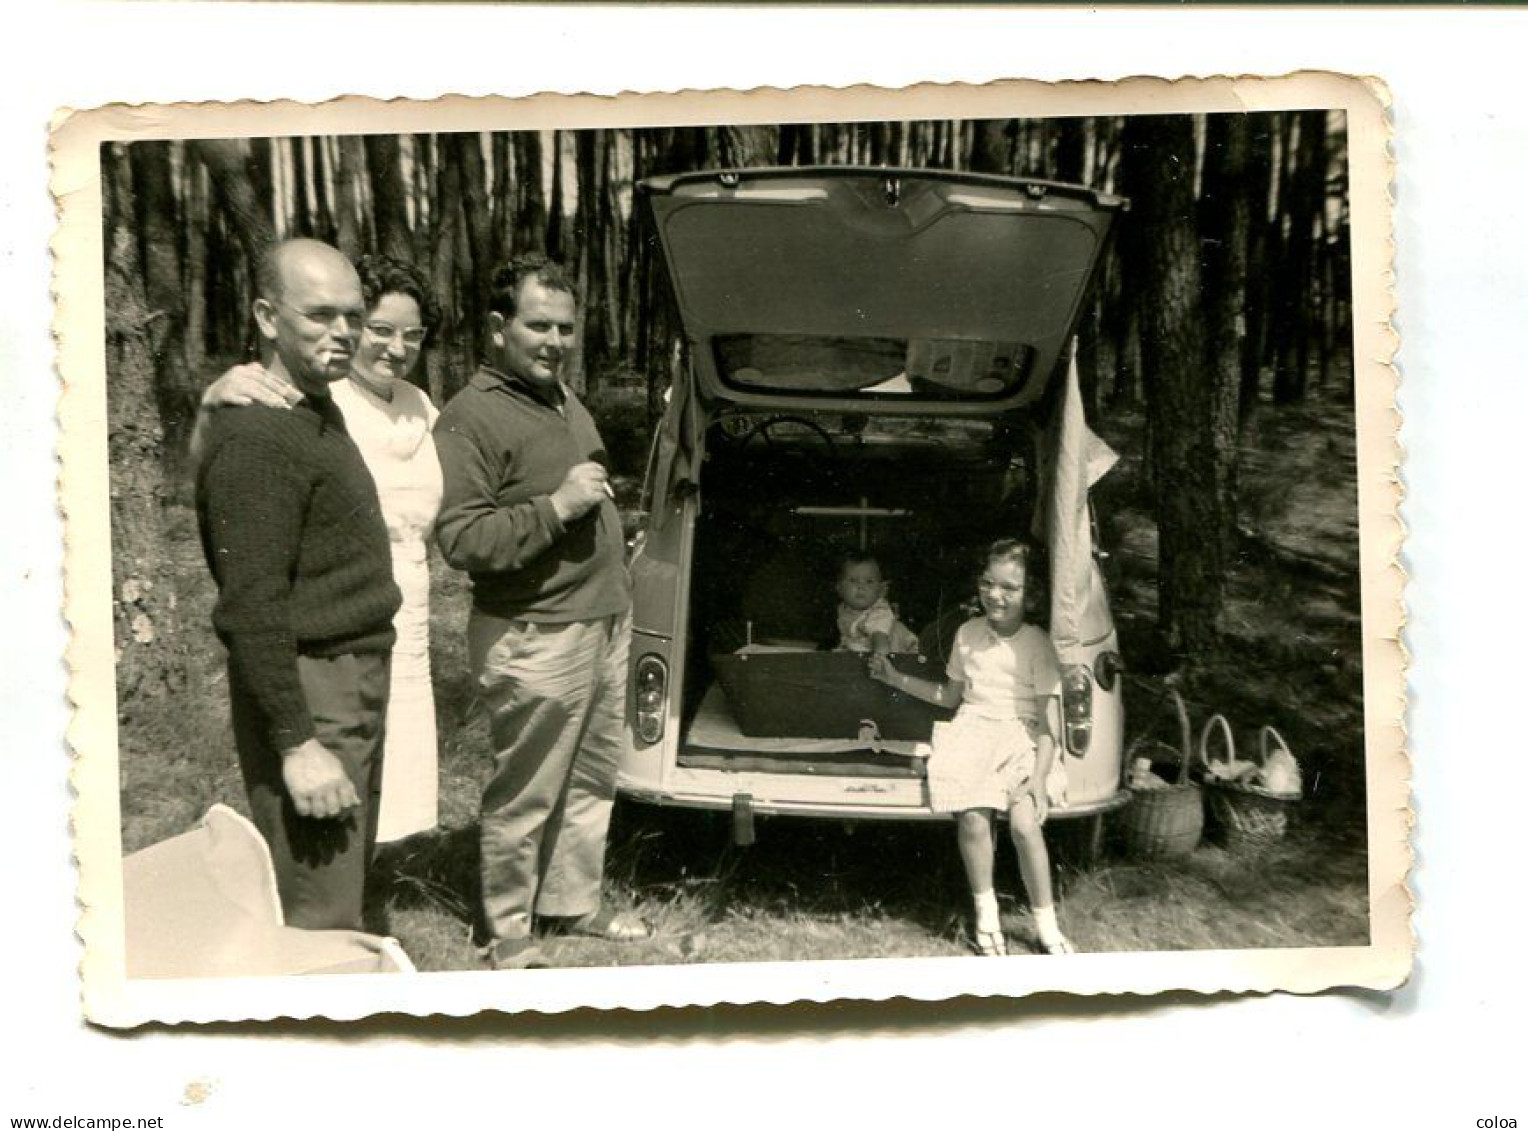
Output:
[195, 238, 401, 931]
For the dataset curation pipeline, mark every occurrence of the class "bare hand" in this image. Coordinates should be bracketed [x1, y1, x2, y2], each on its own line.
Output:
[550, 461, 612, 523]
[867, 651, 893, 684]
[280, 739, 360, 819]
[1029, 783, 1050, 826]
[201, 363, 301, 410]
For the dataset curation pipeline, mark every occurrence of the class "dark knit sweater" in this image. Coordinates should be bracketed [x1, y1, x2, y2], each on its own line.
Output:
[196, 396, 401, 751]
[434, 367, 630, 622]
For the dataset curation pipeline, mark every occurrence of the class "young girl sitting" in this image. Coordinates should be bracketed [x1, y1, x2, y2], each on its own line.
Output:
[869, 539, 1073, 956]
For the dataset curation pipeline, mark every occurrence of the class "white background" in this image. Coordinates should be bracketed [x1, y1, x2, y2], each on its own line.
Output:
[2, 5, 1521, 1128]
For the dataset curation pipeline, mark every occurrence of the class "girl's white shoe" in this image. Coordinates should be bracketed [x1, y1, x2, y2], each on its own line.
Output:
[974, 927, 1009, 957]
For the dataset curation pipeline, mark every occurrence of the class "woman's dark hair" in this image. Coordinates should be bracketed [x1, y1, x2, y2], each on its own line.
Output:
[356, 254, 438, 334]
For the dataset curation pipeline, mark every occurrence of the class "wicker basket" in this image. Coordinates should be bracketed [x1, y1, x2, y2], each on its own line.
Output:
[1117, 690, 1203, 861]
[1202, 723, 1302, 853]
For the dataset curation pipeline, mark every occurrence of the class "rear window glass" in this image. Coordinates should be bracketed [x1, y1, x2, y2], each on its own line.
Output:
[715, 334, 1033, 400]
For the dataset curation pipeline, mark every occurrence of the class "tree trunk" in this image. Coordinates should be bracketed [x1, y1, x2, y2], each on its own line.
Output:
[412, 134, 435, 246]
[289, 138, 313, 238]
[335, 137, 365, 259]
[931, 121, 951, 168]
[491, 132, 512, 266]
[311, 137, 337, 246]
[572, 128, 600, 391]
[512, 131, 546, 253]
[204, 210, 237, 357]
[364, 134, 414, 262]
[128, 141, 197, 451]
[622, 129, 648, 359]
[182, 156, 209, 377]
[1055, 118, 1099, 410]
[103, 144, 186, 707]
[1055, 119, 1088, 183]
[868, 123, 888, 165]
[1120, 115, 1224, 660]
[778, 123, 816, 165]
[599, 131, 624, 360]
[191, 139, 277, 266]
[546, 131, 565, 260]
[1239, 117, 1276, 419]
[1316, 192, 1336, 389]
[718, 125, 776, 169]
[1272, 112, 1322, 405]
[427, 136, 463, 405]
[969, 120, 1010, 174]
[455, 132, 493, 368]
[191, 139, 277, 361]
[450, 167, 474, 402]
[1198, 113, 1253, 591]
[646, 126, 707, 175]
[247, 138, 275, 234]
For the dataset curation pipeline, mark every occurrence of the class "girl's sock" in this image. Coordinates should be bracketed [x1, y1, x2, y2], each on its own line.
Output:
[1033, 904, 1066, 946]
[973, 890, 1001, 933]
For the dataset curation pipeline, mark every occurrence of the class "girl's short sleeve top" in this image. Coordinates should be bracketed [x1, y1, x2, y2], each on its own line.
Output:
[946, 619, 1062, 721]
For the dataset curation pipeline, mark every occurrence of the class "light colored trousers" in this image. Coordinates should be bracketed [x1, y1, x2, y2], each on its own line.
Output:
[468, 609, 631, 944]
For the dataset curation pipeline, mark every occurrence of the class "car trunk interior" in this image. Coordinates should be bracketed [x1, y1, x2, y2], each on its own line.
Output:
[676, 410, 1041, 773]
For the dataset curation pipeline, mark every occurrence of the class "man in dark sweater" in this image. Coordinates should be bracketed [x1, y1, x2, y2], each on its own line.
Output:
[196, 238, 401, 932]
[435, 254, 641, 969]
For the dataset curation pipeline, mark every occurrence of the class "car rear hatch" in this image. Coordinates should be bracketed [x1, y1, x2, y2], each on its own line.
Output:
[638, 166, 1125, 792]
[639, 166, 1124, 416]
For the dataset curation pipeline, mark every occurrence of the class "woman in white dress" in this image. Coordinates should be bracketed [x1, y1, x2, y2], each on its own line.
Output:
[195, 255, 444, 843]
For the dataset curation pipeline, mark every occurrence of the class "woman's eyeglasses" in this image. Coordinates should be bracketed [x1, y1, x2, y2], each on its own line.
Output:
[363, 322, 428, 347]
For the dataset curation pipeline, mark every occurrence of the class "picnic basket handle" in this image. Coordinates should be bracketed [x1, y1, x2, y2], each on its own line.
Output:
[1169, 689, 1193, 784]
[1198, 714, 1236, 778]
[1260, 726, 1292, 764]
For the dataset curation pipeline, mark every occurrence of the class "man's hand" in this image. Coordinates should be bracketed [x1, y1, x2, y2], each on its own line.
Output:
[280, 739, 360, 819]
[550, 461, 612, 524]
[201, 363, 302, 410]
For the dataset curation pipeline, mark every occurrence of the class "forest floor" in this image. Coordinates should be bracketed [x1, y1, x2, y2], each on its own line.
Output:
[120, 380, 1379, 972]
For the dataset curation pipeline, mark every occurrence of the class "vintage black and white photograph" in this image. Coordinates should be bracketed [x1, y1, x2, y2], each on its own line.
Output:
[54, 77, 1406, 1023]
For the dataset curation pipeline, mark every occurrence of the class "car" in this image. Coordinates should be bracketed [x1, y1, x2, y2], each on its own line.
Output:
[619, 166, 1128, 850]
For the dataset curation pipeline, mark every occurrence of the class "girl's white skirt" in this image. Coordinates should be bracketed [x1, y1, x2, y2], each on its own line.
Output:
[922, 710, 1067, 814]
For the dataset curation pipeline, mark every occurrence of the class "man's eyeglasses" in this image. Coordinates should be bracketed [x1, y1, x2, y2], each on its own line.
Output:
[274, 301, 365, 333]
[364, 322, 429, 348]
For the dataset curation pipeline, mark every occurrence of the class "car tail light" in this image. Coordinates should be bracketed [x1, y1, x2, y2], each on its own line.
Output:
[634, 654, 668, 745]
[1060, 663, 1093, 756]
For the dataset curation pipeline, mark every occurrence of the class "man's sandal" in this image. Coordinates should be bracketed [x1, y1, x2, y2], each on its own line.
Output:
[974, 927, 1008, 957]
[555, 907, 654, 942]
[1041, 936, 1076, 956]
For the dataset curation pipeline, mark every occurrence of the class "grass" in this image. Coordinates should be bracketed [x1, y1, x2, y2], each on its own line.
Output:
[118, 381, 1375, 970]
